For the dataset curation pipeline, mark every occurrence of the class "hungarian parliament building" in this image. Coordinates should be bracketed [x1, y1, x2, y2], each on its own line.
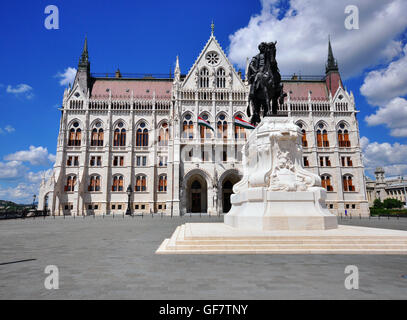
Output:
[38, 30, 369, 217]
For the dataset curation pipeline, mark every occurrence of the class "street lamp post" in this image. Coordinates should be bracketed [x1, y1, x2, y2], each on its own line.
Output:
[126, 185, 132, 215]
[32, 194, 36, 210]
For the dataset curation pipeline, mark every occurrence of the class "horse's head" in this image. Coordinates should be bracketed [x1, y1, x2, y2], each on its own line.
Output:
[267, 41, 277, 60]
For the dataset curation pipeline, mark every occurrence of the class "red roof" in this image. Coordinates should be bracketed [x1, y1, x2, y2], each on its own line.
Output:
[283, 81, 329, 100]
[90, 79, 172, 99]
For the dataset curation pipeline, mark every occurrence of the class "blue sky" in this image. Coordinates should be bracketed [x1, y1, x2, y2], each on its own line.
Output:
[0, 0, 407, 203]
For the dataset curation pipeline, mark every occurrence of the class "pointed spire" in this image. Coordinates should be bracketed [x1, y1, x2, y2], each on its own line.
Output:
[80, 35, 89, 64]
[211, 20, 215, 36]
[174, 55, 181, 83]
[326, 35, 338, 74]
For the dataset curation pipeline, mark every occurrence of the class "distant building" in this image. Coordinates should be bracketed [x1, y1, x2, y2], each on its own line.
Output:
[38, 28, 369, 216]
[366, 167, 407, 206]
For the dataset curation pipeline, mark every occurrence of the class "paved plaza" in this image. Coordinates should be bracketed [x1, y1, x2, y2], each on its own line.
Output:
[0, 215, 407, 299]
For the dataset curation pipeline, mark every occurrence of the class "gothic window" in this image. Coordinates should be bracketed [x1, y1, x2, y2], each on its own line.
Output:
[217, 114, 228, 139]
[182, 114, 194, 139]
[199, 68, 209, 88]
[136, 122, 149, 147]
[135, 175, 147, 192]
[112, 175, 124, 192]
[68, 121, 82, 146]
[343, 175, 355, 192]
[113, 122, 126, 147]
[234, 113, 246, 140]
[158, 122, 169, 146]
[91, 126, 104, 146]
[65, 175, 76, 192]
[216, 68, 226, 88]
[158, 175, 167, 192]
[321, 175, 333, 191]
[301, 130, 308, 147]
[338, 123, 351, 148]
[200, 113, 212, 140]
[88, 175, 101, 192]
[316, 123, 329, 147]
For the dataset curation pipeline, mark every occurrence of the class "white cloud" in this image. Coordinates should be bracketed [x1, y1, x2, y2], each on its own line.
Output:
[360, 44, 407, 106]
[0, 161, 27, 180]
[56, 67, 77, 86]
[364, 97, 407, 137]
[4, 146, 56, 166]
[0, 182, 39, 204]
[0, 169, 53, 204]
[361, 136, 407, 177]
[4, 125, 15, 133]
[6, 84, 34, 99]
[228, 0, 407, 79]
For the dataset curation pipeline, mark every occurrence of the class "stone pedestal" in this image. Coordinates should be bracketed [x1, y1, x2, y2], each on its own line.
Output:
[225, 117, 337, 230]
[156, 117, 407, 255]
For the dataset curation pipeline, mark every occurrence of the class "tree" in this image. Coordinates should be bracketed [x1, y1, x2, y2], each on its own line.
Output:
[373, 199, 384, 209]
[383, 198, 403, 209]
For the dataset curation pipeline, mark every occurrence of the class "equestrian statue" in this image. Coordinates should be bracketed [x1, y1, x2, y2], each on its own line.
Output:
[247, 41, 287, 126]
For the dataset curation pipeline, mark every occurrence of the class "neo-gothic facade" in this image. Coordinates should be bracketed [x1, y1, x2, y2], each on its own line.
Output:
[366, 167, 407, 206]
[38, 32, 370, 216]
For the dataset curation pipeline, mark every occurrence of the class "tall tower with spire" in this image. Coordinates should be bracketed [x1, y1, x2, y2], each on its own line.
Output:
[325, 37, 342, 96]
[75, 35, 91, 93]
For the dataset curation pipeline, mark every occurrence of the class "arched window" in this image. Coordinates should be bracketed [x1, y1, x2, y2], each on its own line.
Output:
[301, 130, 308, 147]
[90, 122, 104, 147]
[135, 175, 147, 192]
[158, 122, 169, 146]
[91, 128, 104, 146]
[98, 129, 104, 146]
[158, 175, 167, 192]
[234, 115, 246, 140]
[182, 114, 194, 139]
[75, 129, 81, 146]
[199, 114, 212, 140]
[217, 114, 228, 139]
[65, 175, 76, 192]
[112, 175, 124, 192]
[338, 123, 351, 148]
[88, 175, 101, 192]
[343, 175, 355, 192]
[321, 175, 333, 192]
[136, 122, 149, 147]
[68, 121, 82, 146]
[216, 68, 226, 88]
[68, 128, 75, 146]
[113, 122, 126, 147]
[316, 123, 329, 147]
[199, 68, 209, 88]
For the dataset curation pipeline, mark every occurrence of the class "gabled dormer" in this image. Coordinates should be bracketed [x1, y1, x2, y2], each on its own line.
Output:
[181, 25, 245, 91]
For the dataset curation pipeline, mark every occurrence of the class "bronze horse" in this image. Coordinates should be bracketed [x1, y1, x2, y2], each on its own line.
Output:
[247, 42, 287, 126]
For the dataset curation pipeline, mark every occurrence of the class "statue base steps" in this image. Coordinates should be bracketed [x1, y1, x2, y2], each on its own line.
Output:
[156, 223, 407, 254]
[225, 189, 338, 231]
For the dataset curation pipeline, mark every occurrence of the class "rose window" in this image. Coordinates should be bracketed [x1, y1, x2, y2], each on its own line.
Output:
[206, 52, 219, 65]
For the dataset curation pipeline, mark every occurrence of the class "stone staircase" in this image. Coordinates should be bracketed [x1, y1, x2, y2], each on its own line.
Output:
[156, 223, 407, 254]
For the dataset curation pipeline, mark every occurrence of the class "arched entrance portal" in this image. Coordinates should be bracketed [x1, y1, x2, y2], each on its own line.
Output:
[220, 172, 241, 213]
[222, 180, 234, 213]
[186, 175, 208, 213]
